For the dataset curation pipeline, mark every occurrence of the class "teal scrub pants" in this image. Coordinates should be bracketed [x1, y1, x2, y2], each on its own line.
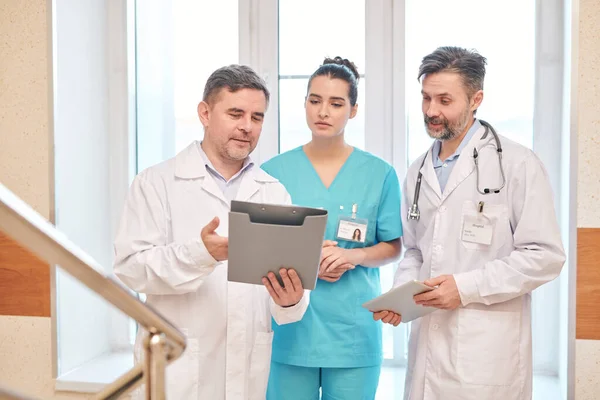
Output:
[266, 361, 381, 400]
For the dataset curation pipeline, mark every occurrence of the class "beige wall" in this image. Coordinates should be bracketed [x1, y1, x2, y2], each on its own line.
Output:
[0, 0, 51, 218]
[0, 317, 92, 399]
[0, 1, 88, 398]
[577, 2, 600, 230]
[575, 0, 600, 399]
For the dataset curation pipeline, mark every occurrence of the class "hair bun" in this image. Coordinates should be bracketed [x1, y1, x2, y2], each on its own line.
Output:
[322, 56, 360, 81]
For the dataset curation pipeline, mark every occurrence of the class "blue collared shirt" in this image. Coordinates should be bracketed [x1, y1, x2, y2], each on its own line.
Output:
[197, 142, 254, 203]
[432, 119, 482, 192]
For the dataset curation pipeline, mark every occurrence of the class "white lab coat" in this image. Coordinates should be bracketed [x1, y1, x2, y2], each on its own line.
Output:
[395, 125, 565, 400]
[113, 142, 309, 400]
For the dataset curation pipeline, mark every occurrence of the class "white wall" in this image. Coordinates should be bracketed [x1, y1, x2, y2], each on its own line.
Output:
[53, 0, 113, 375]
[531, 0, 565, 374]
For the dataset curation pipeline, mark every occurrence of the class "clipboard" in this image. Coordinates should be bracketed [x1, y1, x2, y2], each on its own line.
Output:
[361, 280, 437, 323]
[227, 200, 328, 290]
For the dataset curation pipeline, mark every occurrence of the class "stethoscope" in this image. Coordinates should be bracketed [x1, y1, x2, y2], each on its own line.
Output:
[407, 119, 507, 221]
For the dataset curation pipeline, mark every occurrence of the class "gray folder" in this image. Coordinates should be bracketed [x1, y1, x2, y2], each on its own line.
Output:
[228, 200, 328, 290]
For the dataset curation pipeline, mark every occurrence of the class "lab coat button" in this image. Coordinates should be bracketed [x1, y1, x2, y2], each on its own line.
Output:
[432, 324, 439, 330]
[439, 206, 446, 213]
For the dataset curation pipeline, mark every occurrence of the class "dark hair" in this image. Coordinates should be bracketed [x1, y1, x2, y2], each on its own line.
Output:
[307, 57, 360, 106]
[418, 46, 487, 97]
[353, 228, 361, 240]
[203, 64, 270, 105]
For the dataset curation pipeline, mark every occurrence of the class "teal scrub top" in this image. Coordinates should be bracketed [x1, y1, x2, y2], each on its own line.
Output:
[261, 146, 403, 368]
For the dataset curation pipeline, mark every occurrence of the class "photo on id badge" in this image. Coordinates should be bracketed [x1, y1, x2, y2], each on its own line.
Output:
[336, 204, 367, 244]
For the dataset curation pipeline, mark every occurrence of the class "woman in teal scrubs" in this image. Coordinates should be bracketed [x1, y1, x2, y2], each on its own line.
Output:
[262, 57, 403, 400]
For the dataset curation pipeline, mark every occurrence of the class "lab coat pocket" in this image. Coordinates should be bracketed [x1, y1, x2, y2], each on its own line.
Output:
[460, 201, 508, 251]
[457, 309, 520, 386]
[249, 331, 274, 399]
[165, 331, 200, 399]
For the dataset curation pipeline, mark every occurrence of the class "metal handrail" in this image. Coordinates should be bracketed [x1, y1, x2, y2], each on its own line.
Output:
[0, 183, 186, 399]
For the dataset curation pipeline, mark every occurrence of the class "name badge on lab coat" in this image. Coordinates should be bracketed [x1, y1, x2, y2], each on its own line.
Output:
[461, 215, 493, 245]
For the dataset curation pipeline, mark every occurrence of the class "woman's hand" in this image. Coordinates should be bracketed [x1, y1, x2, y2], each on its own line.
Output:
[318, 242, 365, 282]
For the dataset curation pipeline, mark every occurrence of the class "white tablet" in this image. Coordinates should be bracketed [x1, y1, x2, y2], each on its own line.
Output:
[362, 280, 437, 323]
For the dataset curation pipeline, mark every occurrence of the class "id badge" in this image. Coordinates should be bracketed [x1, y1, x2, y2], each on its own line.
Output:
[461, 215, 494, 245]
[336, 203, 368, 243]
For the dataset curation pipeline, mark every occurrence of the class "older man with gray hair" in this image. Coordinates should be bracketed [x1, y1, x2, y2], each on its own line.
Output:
[114, 64, 308, 400]
[375, 47, 564, 400]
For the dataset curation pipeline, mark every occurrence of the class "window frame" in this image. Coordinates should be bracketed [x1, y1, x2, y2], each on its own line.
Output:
[52, 0, 574, 394]
[243, 0, 412, 366]
[239, 0, 280, 163]
[51, 0, 137, 392]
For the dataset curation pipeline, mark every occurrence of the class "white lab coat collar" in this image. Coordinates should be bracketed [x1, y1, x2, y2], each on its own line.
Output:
[174, 141, 278, 205]
[419, 123, 493, 203]
[174, 141, 277, 183]
[419, 151, 443, 200]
